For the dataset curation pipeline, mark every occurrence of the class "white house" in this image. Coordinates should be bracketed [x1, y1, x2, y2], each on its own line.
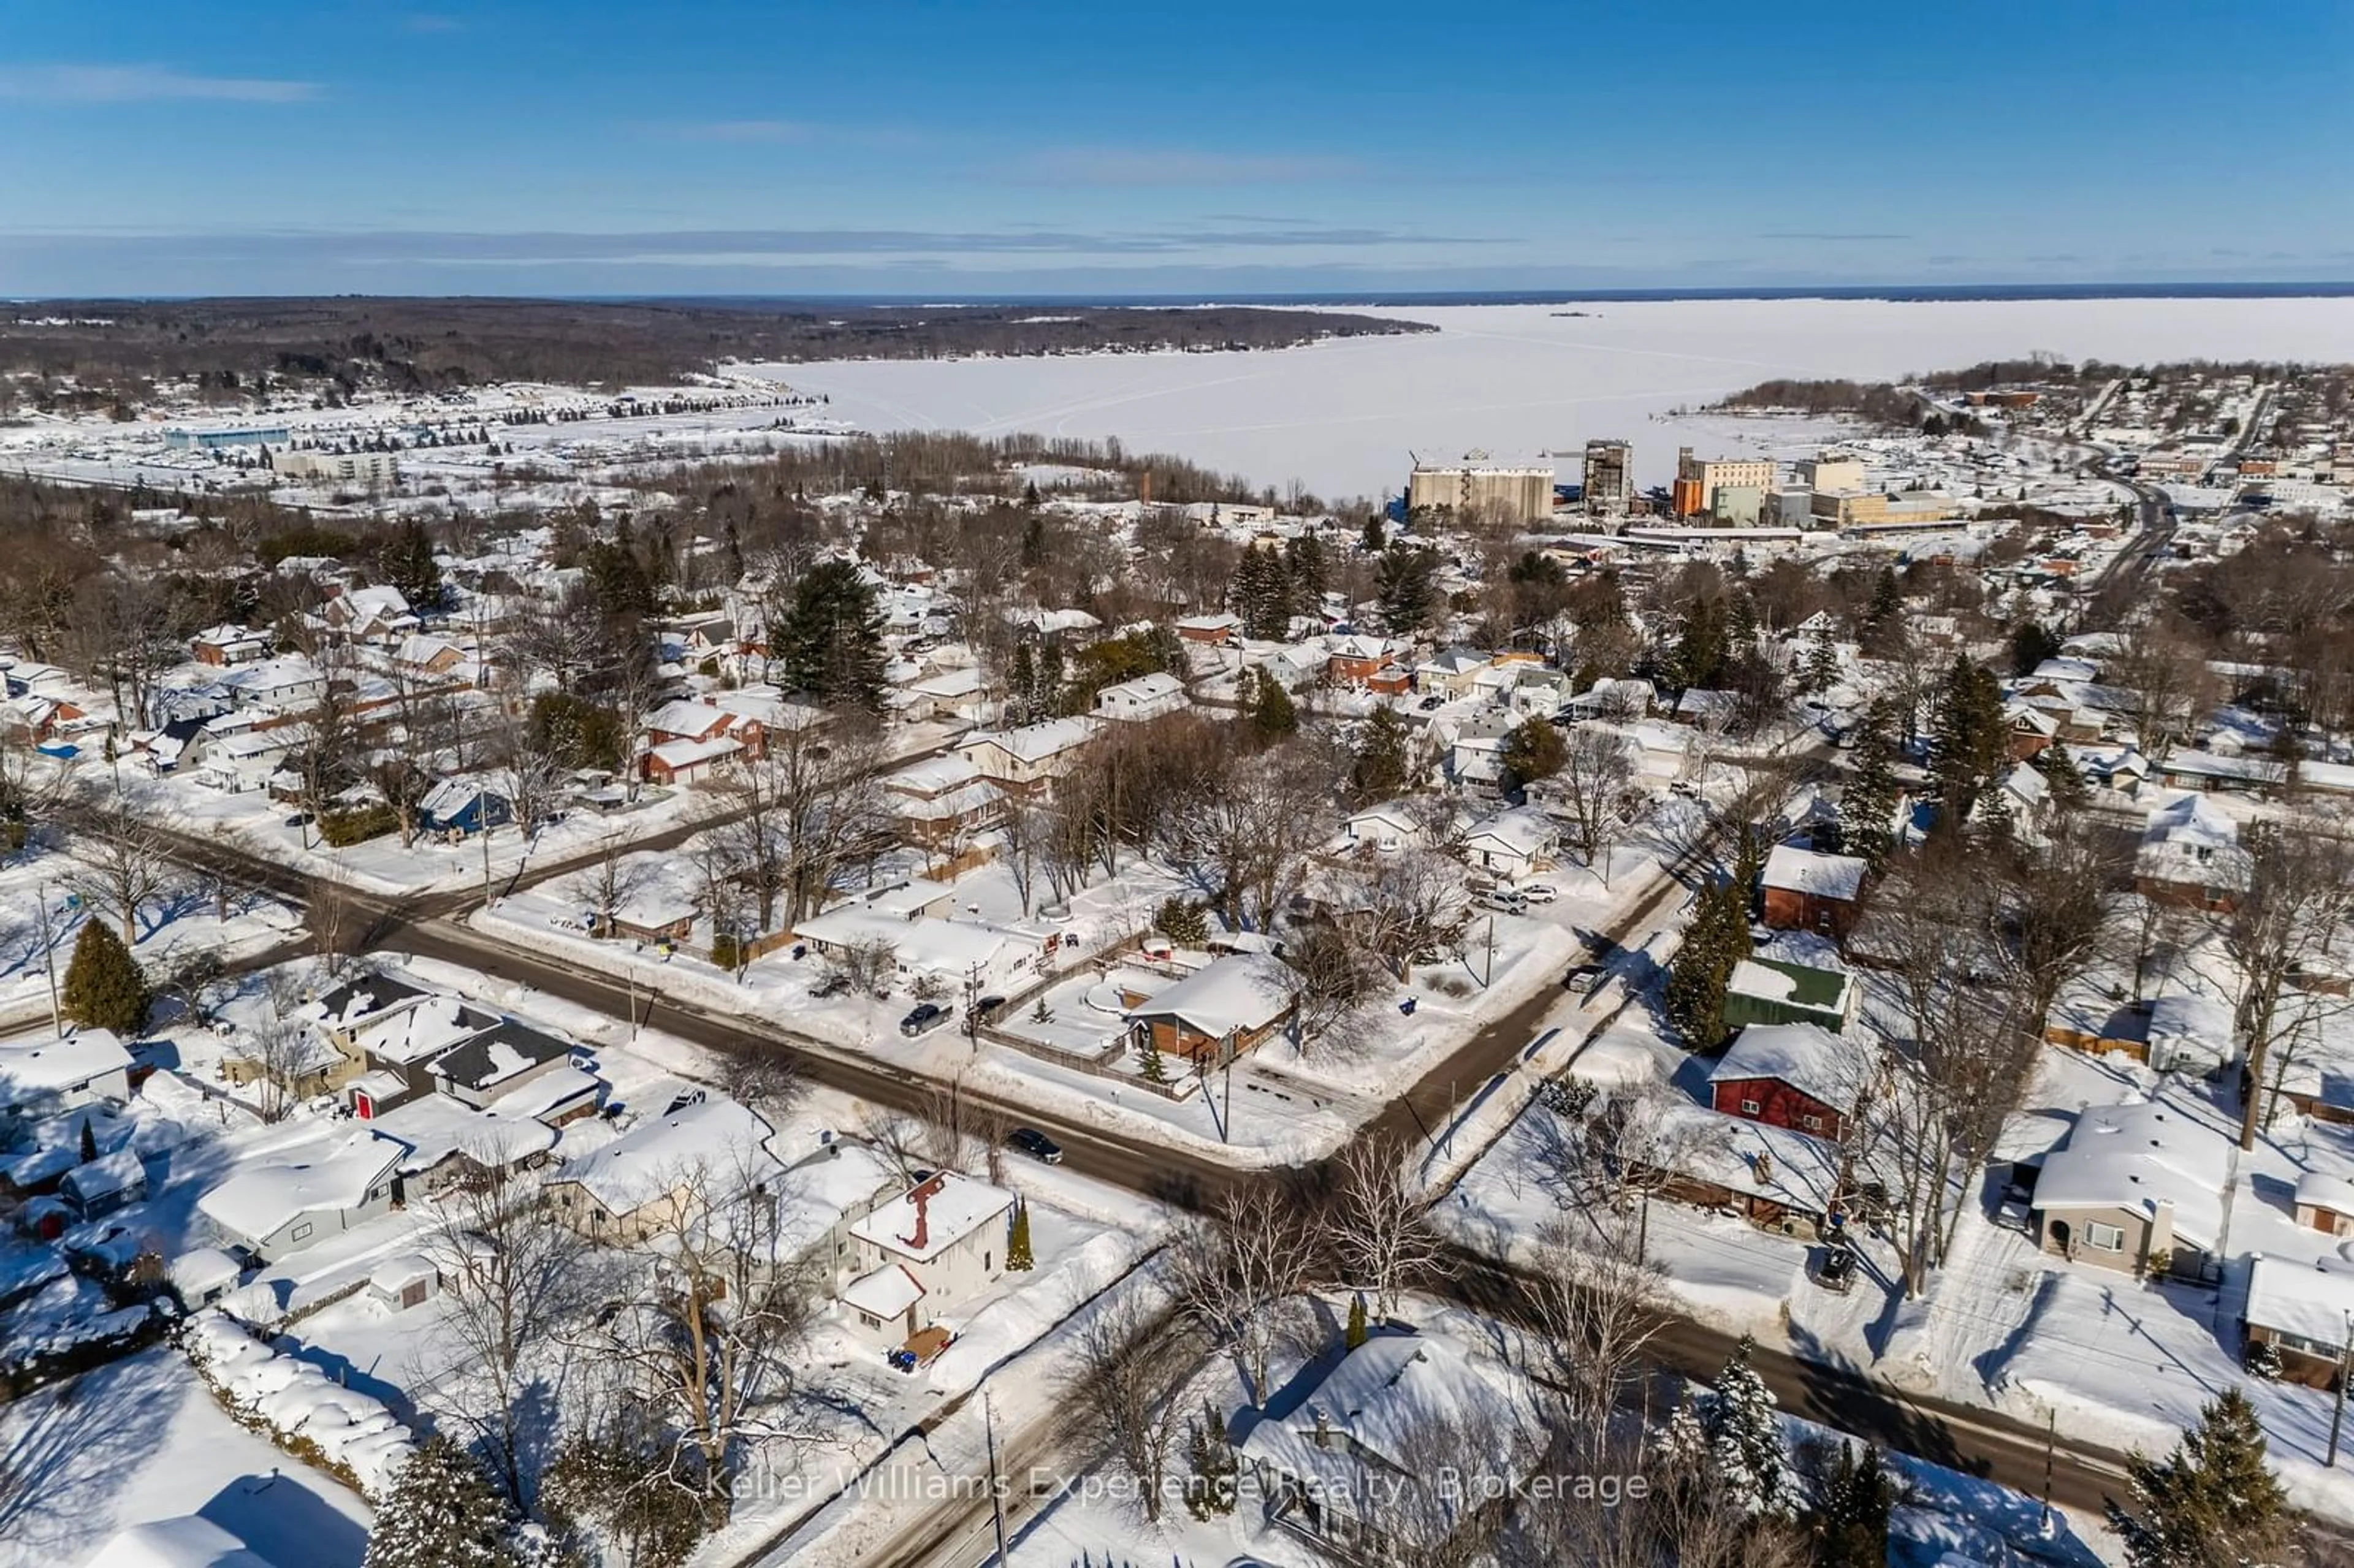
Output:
[790, 907, 1040, 997]
[0, 1029, 135, 1125]
[544, 1095, 782, 1239]
[956, 717, 1101, 798]
[1458, 808, 1555, 882]
[839, 1170, 1017, 1347]
[197, 1131, 405, 1263]
[1341, 804, 1423, 854]
[1093, 671, 1188, 722]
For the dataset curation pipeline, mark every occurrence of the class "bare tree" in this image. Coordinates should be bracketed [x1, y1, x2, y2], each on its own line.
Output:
[2218, 812, 2354, 1146]
[308, 867, 360, 976]
[2004, 810, 2125, 1032]
[234, 975, 325, 1124]
[571, 848, 652, 937]
[1167, 1179, 1320, 1403]
[1349, 847, 1465, 978]
[421, 1154, 595, 1504]
[997, 796, 1047, 917]
[573, 1152, 822, 1508]
[823, 934, 897, 998]
[1327, 1133, 1450, 1319]
[1285, 922, 1374, 1050]
[1062, 1291, 1191, 1525]
[715, 714, 891, 932]
[1545, 725, 1641, 874]
[1526, 1214, 1666, 1443]
[65, 802, 166, 944]
[2107, 620, 2215, 766]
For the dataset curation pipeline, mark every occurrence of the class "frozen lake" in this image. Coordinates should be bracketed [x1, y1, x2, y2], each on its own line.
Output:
[751, 297, 2354, 501]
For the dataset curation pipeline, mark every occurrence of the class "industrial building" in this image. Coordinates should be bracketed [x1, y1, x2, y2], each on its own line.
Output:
[1796, 454, 1865, 493]
[274, 449, 400, 488]
[1580, 439, 1634, 513]
[1672, 447, 1777, 519]
[1406, 449, 1558, 525]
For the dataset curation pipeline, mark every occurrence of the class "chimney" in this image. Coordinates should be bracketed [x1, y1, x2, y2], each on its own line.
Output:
[1312, 1407, 1331, 1449]
[899, 1173, 945, 1254]
[1752, 1148, 1775, 1187]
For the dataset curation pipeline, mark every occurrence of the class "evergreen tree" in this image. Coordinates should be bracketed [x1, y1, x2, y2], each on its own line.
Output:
[1360, 514, 1387, 554]
[1668, 595, 1730, 691]
[779, 560, 887, 710]
[1182, 1407, 1239, 1520]
[1008, 641, 1038, 725]
[364, 1434, 529, 1568]
[1246, 669, 1298, 742]
[1344, 1293, 1368, 1350]
[2009, 618, 2063, 677]
[377, 519, 444, 612]
[1138, 1033, 1168, 1084]
[1006, 1199, 1034, 1271]
[1704, 1336, 1792, 1519]
[1350, 706, 1412, 803]
[1037, 638, 1066, 718]
[1811, 1442, 1895, 1568]
[1653, 1388, 1710, 1475]
[1839, 698, 1903, 871]
[2037, 735, 2090, 813]
[1929, 653, 2007, 821]
[1861, 567, 1906, 657]
[1664, 878, 1751, 1050]
[1728, 590, 1761, 652]
[1499, 717, 1567, 794]
[2108, 1388, 2288, 1568]
[1374, 545, 1438, 633]
[1232, 548, 1292, 639]
[79, 1115, 98, 1165]
[1282, 535, 1328, 618]
[1799, 632, 1839, 697]
[1155, 897, 1211, 946]
[62, 921, 149, 1037]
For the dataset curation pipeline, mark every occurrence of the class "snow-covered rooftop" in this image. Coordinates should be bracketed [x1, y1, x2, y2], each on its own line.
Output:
[850, 1170, 1014, 1264]
[554, 1095, 779, 1217]
[1126, 952, 1299, 1038]
[1760, 844, 1868, 902]
[2246, 1257, 2354, 1353]
[0, 1028, 132, 1102]
[196, 1131, 403, 1243]
[2032, 1100, 2231, 1246]
[1708, 1022, 1864, 1114]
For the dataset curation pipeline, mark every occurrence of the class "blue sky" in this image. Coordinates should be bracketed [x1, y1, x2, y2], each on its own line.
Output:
[4, 0, 2351, 297]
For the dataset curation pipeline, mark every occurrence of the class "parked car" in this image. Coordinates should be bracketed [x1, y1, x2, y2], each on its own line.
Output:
[1477, 889, 1528, 916]
[971, 995, 1009, 1027]
[1518, 882, 1558, 905]
[810, 972, 850, 999]
[1417, 695, 1446, 712]
[1007, 1127, 1064, 1165]
[1563, 964, 1607, 994]
[899, 1002, 953, 1037]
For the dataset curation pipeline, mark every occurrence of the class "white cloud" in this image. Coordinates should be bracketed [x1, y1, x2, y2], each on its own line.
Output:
[0, 63, 321, 104]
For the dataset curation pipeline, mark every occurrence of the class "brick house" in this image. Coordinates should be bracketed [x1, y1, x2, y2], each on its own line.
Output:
[1759, 845, 1868, 937]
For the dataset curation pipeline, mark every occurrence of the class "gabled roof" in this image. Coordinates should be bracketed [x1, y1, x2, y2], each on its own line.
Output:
[1760, 844, 1868, 902]
[1708, 1023, 1865, 1115]
[849, 1170, 1015, 1263]
[1129, 953, 1299, 1037]
[429, 1019, 574, 1093]
[197, 1132, 403, 1240]
[554, 1096, 780, 1217]
[0, 1029, 133, 1102]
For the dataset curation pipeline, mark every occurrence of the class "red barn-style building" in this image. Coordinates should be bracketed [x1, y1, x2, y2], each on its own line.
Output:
[1706, 1023, 1863, 1143]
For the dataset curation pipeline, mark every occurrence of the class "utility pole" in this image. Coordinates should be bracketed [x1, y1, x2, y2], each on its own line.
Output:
[1484, 915, 1496, 988]
[35, 883, 61, 1035]
[2040, 1408, 2055, 1528]
[982, 1388, 1010, 1566]
[2331, 1313, 2353, 1467]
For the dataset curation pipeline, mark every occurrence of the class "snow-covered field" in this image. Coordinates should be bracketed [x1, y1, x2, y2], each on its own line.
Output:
[749, 297, 2354, 499]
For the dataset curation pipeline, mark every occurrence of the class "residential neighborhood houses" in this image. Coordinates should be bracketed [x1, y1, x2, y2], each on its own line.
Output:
[8, 348, 2354, 1567]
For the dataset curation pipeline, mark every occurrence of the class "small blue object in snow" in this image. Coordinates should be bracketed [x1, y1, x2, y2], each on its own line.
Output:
[1399, 997, 1418, 1016]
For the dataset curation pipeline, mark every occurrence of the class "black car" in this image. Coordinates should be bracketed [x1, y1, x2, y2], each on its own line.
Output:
[899, 1002, 953, 1038]
[971, 995, 1009, 1027]
[1008, 1127, 1063, 1165]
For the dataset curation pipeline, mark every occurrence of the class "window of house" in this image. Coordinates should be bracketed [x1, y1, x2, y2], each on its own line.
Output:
[1740, 1098, 1761, 1116]
[291, 1222, 314, 1242]
[2085, 1222, 2125, 1252]
[1802, 1114, 1823, 1132]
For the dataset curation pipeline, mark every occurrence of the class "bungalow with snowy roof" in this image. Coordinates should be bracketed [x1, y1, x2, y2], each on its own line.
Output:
[1566, 676, 1655, 721]
[426, 1019, 579, 1110]
[1236, 1330, 1532, 1562]
[1458, 808, 1556, 882]
[544, 1095, 783, 1241]
[897, 663, 996, 728]
[302, 972, 434, 1060]
[791, 907, 1041, 998]
[83, 1517, 280, 1568]
[419, 777, 512, 839]
[1092, 671, 1187, 722]
[1759, 844, 1869, 938]
[1670, 688, 1740, 729]
[1176, 612, 1241, 645]
[391, 633, 467, 680]
[2135, 793, 2252, 912]
[955, 717, 1101, 799]
[839, 1170, 1017, 1348]
[1707, 1022, 1867, 1141]
[1126, 952, 1300, 1065]
[2030, 1100, 2229, 1282]
[197, 1130, 405, 1263]
[2244, 1258, 2354, 1390]
[1340, 804, 1424, 855]
[0, 1029, 134, 1128]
